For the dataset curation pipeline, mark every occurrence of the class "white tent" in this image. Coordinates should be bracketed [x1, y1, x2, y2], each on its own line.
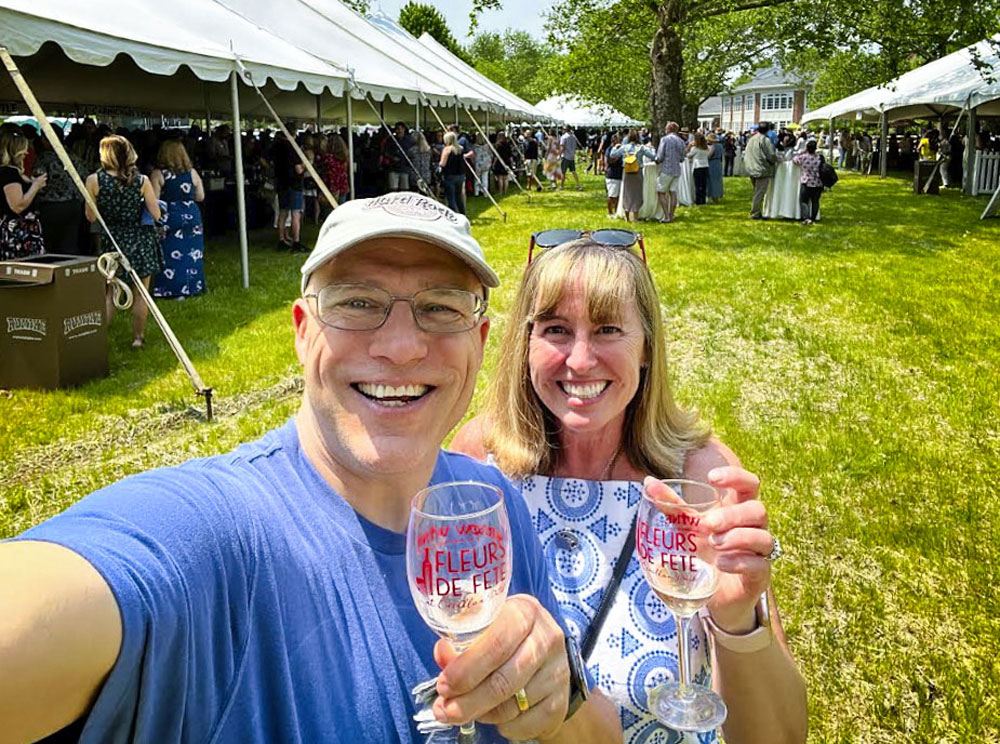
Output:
[801, 36, 1000, 124]
[534, 95, 643, 127]
[412, 31, 549, 122]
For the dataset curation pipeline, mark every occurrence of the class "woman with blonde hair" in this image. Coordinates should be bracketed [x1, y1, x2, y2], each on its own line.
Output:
[452, 238, 807, 744]
[411, 130, 433, 194]
[150, 139, 205, 298]
[85, 134, 162, 348]
[0, 128, 47, 260]
[438, 131, 466, 214]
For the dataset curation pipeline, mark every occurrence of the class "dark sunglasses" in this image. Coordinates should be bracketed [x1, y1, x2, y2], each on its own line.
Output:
[527, 229, 647, 265]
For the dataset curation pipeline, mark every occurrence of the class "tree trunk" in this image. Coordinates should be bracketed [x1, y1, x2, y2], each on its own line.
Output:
[649, 2, 686, 133]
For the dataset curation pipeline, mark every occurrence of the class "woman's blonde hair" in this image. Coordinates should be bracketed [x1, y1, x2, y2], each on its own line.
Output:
[443, 131, 460, 153]
[0, 131, 29, 171]
[157, 139, 192, 173]
[484, 239, 709, 480]
[415, 131, 431, 153]
[99, 135, 139, 187]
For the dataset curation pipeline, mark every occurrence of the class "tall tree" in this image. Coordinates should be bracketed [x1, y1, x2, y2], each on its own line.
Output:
[467, 30, 557, 104]
[398, 2, 470, 63]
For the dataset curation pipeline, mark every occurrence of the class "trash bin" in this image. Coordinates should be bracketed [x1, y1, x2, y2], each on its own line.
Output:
[914, 159, 941, 194]
[0, 255, 108, 390]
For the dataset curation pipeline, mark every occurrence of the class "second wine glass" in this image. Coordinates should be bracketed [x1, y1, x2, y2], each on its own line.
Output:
[636, 478, 727, 733]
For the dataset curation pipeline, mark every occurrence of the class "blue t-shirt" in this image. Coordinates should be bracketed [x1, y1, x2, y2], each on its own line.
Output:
[14, 420, 564, 743]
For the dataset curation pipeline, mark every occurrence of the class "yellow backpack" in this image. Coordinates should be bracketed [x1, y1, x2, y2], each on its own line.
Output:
[623, 149, 640, 174]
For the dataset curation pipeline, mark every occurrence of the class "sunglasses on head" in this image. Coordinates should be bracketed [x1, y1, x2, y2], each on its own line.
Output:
[527, 229, 647, 265]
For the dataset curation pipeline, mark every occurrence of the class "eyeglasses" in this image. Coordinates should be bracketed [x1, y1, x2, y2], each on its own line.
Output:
[527, 229, 647, 265]
[304, 284, 487, 333]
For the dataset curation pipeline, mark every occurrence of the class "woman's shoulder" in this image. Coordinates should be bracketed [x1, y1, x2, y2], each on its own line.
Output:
[449, 415, 490, 461]
[681, 437, 740, 482]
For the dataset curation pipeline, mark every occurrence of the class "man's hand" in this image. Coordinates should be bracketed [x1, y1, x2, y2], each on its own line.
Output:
[432, 594, 570, 741]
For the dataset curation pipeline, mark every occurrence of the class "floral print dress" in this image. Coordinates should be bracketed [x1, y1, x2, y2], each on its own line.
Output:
[97, 170, 163, 279]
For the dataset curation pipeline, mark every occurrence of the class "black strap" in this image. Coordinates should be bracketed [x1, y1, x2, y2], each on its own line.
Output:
[580, 512, 638, 660]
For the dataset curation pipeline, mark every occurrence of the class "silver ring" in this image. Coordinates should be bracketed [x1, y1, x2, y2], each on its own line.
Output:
[765, 536, 783, 562]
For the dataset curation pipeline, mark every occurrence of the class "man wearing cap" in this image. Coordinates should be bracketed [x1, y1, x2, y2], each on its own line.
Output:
[0, 192, 621, 744]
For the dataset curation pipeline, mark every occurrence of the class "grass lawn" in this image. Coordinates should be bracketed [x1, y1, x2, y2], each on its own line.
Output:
[2, 170, 999, 742]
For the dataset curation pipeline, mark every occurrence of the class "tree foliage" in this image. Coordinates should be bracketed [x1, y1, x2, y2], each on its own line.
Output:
[467, 30, 558, 104]
[398, 2, 471, 63]
[472, 0, 1000, 130]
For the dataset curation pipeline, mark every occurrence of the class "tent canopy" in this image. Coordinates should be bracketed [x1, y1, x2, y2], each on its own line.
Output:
[802, 36, 1000, 124]
[412, 31, 548, 121]
[534, 95, 643, 127]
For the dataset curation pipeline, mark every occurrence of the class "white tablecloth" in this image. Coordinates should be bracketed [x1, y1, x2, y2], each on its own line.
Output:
[763, 160, 820, 220]
[764, 161, 801, 219]
[613, 161, 695, 220]
[732, 147, 745, 177]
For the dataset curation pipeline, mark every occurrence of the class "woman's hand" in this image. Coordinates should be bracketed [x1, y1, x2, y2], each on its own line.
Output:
[30, 174, 47, 191]
[702, 466, 774, 632]
[644, 468, 774, 634]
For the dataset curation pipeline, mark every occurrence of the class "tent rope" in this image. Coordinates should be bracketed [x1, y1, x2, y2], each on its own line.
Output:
[420, 93, 506, 221]
[460, 102, 529, 200]
[360, 94, 437, 200]
[233, 55, 341, 209]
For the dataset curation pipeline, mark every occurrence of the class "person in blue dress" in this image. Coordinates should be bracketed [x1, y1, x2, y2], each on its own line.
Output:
[707, 133, 725, 203]
[150, 140, 206, 299]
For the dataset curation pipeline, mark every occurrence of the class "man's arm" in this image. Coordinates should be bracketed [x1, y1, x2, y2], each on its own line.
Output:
[0, 541, 121, 744]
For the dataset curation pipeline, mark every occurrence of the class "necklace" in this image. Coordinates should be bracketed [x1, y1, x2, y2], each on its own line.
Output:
[600, 443, 624, 481]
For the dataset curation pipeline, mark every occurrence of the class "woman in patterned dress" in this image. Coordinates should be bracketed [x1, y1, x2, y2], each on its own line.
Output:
[452, 239, 806, 744]
[85, 135, 162, 348]
[150, 140, 205, 299]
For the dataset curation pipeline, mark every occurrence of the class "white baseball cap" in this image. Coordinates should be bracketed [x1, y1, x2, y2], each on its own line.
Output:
[300, 192, 500, 293]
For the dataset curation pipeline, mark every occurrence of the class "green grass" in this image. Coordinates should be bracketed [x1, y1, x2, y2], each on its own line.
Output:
[2, 171, 999, 742]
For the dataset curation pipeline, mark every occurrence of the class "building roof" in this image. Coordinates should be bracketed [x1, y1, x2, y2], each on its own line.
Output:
[698, 95, 722, 117]
[731, 66, 804, 93]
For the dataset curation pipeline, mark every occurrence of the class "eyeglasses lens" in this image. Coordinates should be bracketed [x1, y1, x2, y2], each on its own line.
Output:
[317, 285, 481, 333]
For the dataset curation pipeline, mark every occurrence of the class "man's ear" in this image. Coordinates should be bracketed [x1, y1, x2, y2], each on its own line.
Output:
[477, 316, 490, 361]
[292, 298, 311, 365]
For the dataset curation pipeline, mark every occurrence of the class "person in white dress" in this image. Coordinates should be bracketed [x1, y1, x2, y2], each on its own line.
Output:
[452, 238, 807, 744]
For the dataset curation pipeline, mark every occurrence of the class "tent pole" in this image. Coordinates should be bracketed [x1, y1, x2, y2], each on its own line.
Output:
[230, 71, 249, 290]
[315, 93, 322, 133]
[828, 118, 834, 162]
[455, 102, 459, 127]
[204, 82, 212, 133]
[416, 97, 420, 132]
[880, 111, 888, 179]
[347, 89, 355, 201]
[964, 104, 977, 196]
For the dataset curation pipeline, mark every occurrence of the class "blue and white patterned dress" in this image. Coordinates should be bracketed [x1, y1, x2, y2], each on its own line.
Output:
[520, 474, 718, 744]
[152, 169, 205, 298]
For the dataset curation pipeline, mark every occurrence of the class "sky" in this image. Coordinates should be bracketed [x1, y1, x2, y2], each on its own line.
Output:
[372, 0, 554, 42]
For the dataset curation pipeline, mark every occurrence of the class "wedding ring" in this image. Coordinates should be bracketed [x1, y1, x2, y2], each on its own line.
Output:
[765, 536, 783, 562]
[514, 687, 530, 712]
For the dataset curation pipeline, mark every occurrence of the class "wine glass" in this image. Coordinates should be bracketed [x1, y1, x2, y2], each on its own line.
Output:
[407, 481, 512, 739]
[636, 479, 728, 732]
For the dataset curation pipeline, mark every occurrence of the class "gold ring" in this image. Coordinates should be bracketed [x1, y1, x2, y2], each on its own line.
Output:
[515, 687, 530, 712]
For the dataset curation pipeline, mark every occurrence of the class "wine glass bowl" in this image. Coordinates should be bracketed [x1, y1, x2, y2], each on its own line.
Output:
[637, 479, 728, 732]
[407, 481, 512, 739]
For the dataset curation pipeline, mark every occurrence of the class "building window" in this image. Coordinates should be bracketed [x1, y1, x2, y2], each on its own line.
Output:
[745, 95, 754, 111]
[761, 92, 794, 111]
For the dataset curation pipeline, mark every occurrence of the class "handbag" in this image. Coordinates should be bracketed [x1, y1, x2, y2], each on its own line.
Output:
[623, 148, 640, 174]
[580, 512, 639, 660]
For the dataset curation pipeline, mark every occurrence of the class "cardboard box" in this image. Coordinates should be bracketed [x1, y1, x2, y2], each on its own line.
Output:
[0, 255, 108, 390]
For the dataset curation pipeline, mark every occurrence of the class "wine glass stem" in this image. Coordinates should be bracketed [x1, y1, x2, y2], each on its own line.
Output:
[674, 612, 694, 700]
[459, 721, 476, 737]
